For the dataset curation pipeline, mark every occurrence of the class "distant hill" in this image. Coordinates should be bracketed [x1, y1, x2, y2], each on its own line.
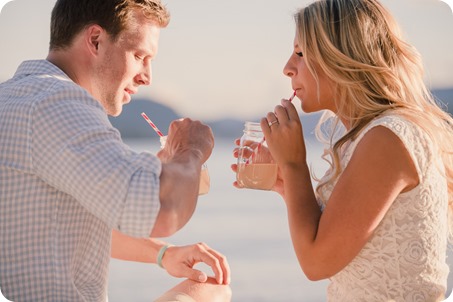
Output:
[109, 99, 180, 139]
[206, 113, 322, 140]
[432, 88, 453, 114]
[110, 88, 453, 139]
[109, 97, 321, 139]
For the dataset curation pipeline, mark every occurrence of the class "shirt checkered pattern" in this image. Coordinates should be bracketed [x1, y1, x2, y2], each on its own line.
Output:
[0, 60, 162, 301]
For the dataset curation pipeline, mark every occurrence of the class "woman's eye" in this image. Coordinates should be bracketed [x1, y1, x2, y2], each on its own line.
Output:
[135, 55, 143, 60]
[296, 52, 304, 57]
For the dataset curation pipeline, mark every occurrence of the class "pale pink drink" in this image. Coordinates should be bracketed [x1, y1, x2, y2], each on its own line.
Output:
[236, 122, 277, 190]
[160, 136, 210, 195]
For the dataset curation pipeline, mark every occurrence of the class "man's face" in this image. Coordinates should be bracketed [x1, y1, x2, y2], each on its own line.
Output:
[93, 13, 161, 116]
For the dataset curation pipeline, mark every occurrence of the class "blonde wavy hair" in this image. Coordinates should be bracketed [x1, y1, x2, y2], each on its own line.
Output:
[295, 0, 453, 238]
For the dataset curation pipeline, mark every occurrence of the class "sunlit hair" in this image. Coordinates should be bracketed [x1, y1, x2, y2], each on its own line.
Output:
[295, 0, 453, 238]
[49, 0, 170, 50]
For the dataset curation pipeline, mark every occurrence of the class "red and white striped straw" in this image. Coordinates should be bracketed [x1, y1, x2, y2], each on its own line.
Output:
[141, 112, 164, 137]
[289, 90, 296, 102]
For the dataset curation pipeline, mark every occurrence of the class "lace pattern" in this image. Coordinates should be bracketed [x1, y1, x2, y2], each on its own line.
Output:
[316, 114, 449, 301]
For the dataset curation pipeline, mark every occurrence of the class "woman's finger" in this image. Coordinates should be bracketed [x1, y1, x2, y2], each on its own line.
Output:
[281, 99, 299, 121]
[274, 104, 290, 123]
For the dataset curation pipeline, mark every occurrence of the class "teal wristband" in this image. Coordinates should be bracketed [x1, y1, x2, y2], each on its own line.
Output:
[157, 245, 171, 268]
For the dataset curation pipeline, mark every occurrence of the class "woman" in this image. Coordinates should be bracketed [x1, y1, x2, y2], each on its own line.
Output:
[234, 0, 453, 300]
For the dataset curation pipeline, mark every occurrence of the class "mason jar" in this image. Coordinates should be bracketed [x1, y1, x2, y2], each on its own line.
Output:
[236, 122, 277, 190]
[160, 136, 210, 195]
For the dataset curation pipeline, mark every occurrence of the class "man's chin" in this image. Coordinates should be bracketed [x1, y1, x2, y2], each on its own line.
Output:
[107, 106, 123, 117]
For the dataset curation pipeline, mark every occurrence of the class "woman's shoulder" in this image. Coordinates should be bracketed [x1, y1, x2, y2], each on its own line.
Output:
[352, 112, 436, 181]
[356, 112, 427, 149]
[365, 113, 417, 135]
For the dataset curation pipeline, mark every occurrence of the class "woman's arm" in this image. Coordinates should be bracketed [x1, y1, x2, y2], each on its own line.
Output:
[265, 101, 418, 280]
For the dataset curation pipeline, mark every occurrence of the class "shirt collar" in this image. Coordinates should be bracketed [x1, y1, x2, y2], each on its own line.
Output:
[14, 60, 73, 83]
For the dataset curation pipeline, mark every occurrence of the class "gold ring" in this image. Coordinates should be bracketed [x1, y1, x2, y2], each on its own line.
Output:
[268, 120, 279, 127]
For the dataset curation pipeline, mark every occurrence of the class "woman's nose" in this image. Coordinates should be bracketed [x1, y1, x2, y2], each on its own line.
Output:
[283, 58, 295, 78]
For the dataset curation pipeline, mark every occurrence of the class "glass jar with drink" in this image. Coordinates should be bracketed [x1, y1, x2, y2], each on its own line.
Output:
[160, 136, 210, 195]
[236, 122, 278, 190]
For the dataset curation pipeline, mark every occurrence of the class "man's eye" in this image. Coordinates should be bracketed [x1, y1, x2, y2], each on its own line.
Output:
[296, 52, 304, 57]
[135, 55, 143, 60]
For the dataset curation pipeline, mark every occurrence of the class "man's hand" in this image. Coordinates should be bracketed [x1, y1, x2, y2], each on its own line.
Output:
[161, 243, 230, 285]
[158, 118, 214, 164]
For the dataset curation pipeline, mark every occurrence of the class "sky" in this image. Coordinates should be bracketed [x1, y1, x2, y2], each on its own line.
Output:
[0, 0, 452, 121]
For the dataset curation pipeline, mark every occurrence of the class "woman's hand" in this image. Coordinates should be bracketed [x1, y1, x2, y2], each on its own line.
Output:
[231, 138, 286, 197]
[262, 99, 307, 168]
[161, 242, 231, 285]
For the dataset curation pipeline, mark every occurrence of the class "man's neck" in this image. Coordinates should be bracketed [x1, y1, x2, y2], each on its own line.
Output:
[47, 51, 82, 85]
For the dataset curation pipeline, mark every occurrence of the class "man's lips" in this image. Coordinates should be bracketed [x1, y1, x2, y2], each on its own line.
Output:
[125, 88, 136, 95]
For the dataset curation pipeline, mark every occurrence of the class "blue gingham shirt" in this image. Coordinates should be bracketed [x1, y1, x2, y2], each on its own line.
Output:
[0, 60, 162, 301]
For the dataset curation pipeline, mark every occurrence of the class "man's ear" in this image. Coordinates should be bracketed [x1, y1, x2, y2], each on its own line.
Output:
[85, 24, 104, 55]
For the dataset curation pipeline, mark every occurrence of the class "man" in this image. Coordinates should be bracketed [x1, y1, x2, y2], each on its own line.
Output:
[0, 0, 231, 301]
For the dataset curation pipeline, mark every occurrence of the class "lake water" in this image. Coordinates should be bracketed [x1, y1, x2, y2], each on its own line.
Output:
[107, 138, 453, 302]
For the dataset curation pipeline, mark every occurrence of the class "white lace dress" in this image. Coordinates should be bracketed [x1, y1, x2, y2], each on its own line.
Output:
[316, 114, 450, 301]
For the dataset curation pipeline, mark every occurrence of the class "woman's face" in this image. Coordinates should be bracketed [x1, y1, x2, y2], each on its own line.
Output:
[283, 37, 336, 114]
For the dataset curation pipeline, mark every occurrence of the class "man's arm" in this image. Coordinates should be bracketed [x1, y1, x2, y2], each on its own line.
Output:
[151, 149, 203, 237]
[111, 230, 230, 285]
[150, 118, 214, 237]
[111, 229, 165, 263]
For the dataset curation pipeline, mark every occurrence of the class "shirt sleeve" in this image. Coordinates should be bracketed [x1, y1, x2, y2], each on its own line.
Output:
[31, 86, 161, 238]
